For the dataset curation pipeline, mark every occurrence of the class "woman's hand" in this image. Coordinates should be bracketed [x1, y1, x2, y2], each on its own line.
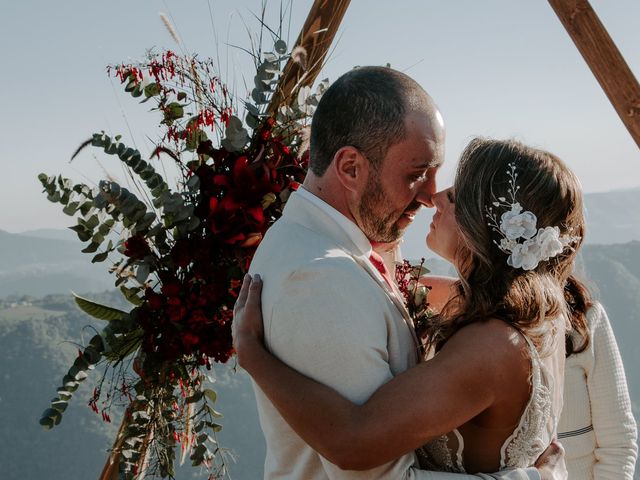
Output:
[232, 274, 266, 369]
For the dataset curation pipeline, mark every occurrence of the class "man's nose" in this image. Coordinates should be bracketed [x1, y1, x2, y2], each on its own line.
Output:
[415, 176, 437, 208]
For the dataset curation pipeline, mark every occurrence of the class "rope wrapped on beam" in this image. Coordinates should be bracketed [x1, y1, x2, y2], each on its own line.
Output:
[267, 0, 351, 115]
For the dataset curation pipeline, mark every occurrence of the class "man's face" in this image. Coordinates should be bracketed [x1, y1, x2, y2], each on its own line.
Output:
[356, 111, 444, 243]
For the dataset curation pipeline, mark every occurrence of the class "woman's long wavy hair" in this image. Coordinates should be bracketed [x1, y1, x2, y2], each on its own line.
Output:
[425, 138, 591, 354]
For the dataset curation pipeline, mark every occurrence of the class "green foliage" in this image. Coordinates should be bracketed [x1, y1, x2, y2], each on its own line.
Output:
[73, 293, 128, 321]
[39, 332, 104, 429]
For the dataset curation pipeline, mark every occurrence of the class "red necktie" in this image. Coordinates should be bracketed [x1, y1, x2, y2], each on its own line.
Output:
[369, 251, 394, 290]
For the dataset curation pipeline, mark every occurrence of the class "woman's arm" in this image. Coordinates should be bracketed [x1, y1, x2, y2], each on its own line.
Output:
[586, 304, 638, 479]
[233, 275, 528, 471]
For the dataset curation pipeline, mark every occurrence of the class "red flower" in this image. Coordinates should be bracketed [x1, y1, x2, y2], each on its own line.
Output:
[124, 235, 151, 260]
[145, 289, 163, 310]
[162, 282, 181, 297]
[169, 239, 192, 268]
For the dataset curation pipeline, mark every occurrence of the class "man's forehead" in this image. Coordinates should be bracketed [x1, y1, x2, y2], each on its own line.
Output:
[411, 140, 444, 169]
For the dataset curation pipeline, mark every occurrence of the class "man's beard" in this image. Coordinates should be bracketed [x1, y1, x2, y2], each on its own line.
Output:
[358, 171, 404, 243]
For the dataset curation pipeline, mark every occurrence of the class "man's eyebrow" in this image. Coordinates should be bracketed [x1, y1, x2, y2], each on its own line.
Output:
[412, 159, 442, 169]
[429, 158, 443, 168]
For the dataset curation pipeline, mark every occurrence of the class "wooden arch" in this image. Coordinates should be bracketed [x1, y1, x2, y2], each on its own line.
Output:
[273, 0, 640, 150]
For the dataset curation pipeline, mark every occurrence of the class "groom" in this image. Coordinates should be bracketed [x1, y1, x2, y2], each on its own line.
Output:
[247, 66, 562, 479]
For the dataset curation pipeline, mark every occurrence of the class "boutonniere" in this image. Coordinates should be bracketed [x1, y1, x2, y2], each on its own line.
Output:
[395, 259, 432, 341]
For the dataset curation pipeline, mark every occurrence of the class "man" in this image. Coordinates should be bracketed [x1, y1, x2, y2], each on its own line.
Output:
[245, 66, 562, 479]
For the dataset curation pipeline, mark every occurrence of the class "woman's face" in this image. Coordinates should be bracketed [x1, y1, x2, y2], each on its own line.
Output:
[426, 187, 461, 264]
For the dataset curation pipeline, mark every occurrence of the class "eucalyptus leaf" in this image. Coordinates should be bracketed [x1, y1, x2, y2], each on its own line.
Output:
[39, 416, 54, 430]
[164, 102, 184, 122]
[274, 39, 287, 54]
[136, 263, 150, 284]
[204, 389, 217, 403]
[81, 242, 100, 253]
[245, 112, 260, 129]
[79, 201, 95, 217]
[185, 390, 204, 404]
[251, 88, 267, 105]
[83, 347, 101, 365]
[69, 225, 92, 242]
[62, 201, 80, 216]
[144, 82, 161, 97]
[51, 399, 68, 413]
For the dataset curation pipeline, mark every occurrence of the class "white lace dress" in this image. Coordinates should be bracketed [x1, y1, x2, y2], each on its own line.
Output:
[416, 333, 565, 473]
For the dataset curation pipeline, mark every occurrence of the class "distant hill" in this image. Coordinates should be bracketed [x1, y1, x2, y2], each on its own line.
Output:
[580, 242, 640, 422]
[1, 188, 639, 478]
[583, 189, 640, 244]
[0, 230, 113, 297]
[401, 187, 640, 260]
[0, 291, 264, 480]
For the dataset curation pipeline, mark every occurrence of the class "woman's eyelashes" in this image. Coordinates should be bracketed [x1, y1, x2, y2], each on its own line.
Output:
[446, 190, 455, 203]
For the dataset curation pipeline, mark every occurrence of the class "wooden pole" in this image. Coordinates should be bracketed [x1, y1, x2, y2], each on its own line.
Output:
[548, 0, 640, 150]
[267, 0, 352, 115]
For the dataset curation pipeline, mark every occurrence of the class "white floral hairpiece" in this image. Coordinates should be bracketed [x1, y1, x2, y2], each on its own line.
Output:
[485, 161, 580, 271]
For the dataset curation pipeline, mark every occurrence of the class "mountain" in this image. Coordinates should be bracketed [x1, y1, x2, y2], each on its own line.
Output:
[0, 291, 264, 479]
[580, 242, 640, 423]
[1, 187, 638, 298]
[401, 187, 640, 260]
[1, 187, 639, 478]
[583, 188, 640, 245]
[2, 240, 639, 479]
[0, 230, 113, 297]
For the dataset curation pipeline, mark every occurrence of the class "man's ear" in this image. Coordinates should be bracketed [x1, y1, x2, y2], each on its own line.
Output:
[332, 146, 368, 193]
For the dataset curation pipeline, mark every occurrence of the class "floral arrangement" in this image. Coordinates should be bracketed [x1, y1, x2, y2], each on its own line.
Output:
[37, 30, 328, 478]
[485, 161, 580, 271]
[395, 259, 432, 342]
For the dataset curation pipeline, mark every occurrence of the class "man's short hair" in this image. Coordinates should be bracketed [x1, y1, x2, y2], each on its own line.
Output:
[309, 66, 430, 176]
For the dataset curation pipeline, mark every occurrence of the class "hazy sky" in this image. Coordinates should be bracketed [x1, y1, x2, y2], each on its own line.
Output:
[1, 0, 639, 237]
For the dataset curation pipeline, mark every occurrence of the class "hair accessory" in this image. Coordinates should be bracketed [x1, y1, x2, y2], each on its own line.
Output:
[485, 161, 580, 271]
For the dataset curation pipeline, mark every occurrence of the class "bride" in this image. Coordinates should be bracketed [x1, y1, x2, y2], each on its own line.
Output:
[233, 138, 586, 474]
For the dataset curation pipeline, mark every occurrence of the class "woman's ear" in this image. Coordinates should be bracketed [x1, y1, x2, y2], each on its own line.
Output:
[332, 146, 368, 193]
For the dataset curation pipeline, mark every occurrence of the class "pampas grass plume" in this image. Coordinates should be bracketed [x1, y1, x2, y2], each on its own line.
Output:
[159, 12, 181, 45]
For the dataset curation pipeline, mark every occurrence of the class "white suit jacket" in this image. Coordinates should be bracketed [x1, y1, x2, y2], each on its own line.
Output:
[249, 190, 541, 480]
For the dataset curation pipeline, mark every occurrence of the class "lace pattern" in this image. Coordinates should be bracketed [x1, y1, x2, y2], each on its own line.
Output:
[417, 430, 464, 472]
[416, 335, 554, 472]
[500, 337, 553, 468]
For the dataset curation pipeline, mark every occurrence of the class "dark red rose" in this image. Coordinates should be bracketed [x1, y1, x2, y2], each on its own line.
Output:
[166, 305, 187, 323]
[180, 332, 200, 350]
[145, 289, 163, 310]
[162, 282, 181, 297]
[170, 239, 192, 268]
[124, 235, 151, 260]
[167, 297, 182, 307]
[189, 309, 209, 324]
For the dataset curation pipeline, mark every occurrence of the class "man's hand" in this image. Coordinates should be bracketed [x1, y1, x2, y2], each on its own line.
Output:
[535, 441, 567, 480]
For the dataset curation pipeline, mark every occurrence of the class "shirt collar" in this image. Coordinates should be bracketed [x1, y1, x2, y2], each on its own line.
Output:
[296, 186, 373, 257]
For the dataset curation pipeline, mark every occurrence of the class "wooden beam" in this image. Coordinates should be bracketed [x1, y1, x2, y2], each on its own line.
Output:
[267, 0, 351, 115]
[548, 0, 640, 150]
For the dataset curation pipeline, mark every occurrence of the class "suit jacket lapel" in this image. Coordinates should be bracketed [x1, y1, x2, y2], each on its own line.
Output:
[351, 254, 420, 347]
[282, 194, 420, 349]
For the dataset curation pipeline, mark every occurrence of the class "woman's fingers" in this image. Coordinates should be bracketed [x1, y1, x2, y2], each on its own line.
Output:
[232, 273, 265, 362]
[246, 274, 263, 312]
[235, 274, 252, 313]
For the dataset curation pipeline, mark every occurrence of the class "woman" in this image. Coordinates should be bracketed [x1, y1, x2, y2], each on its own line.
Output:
[233, 138, 586, 473]
[559, 280, 637, 478]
